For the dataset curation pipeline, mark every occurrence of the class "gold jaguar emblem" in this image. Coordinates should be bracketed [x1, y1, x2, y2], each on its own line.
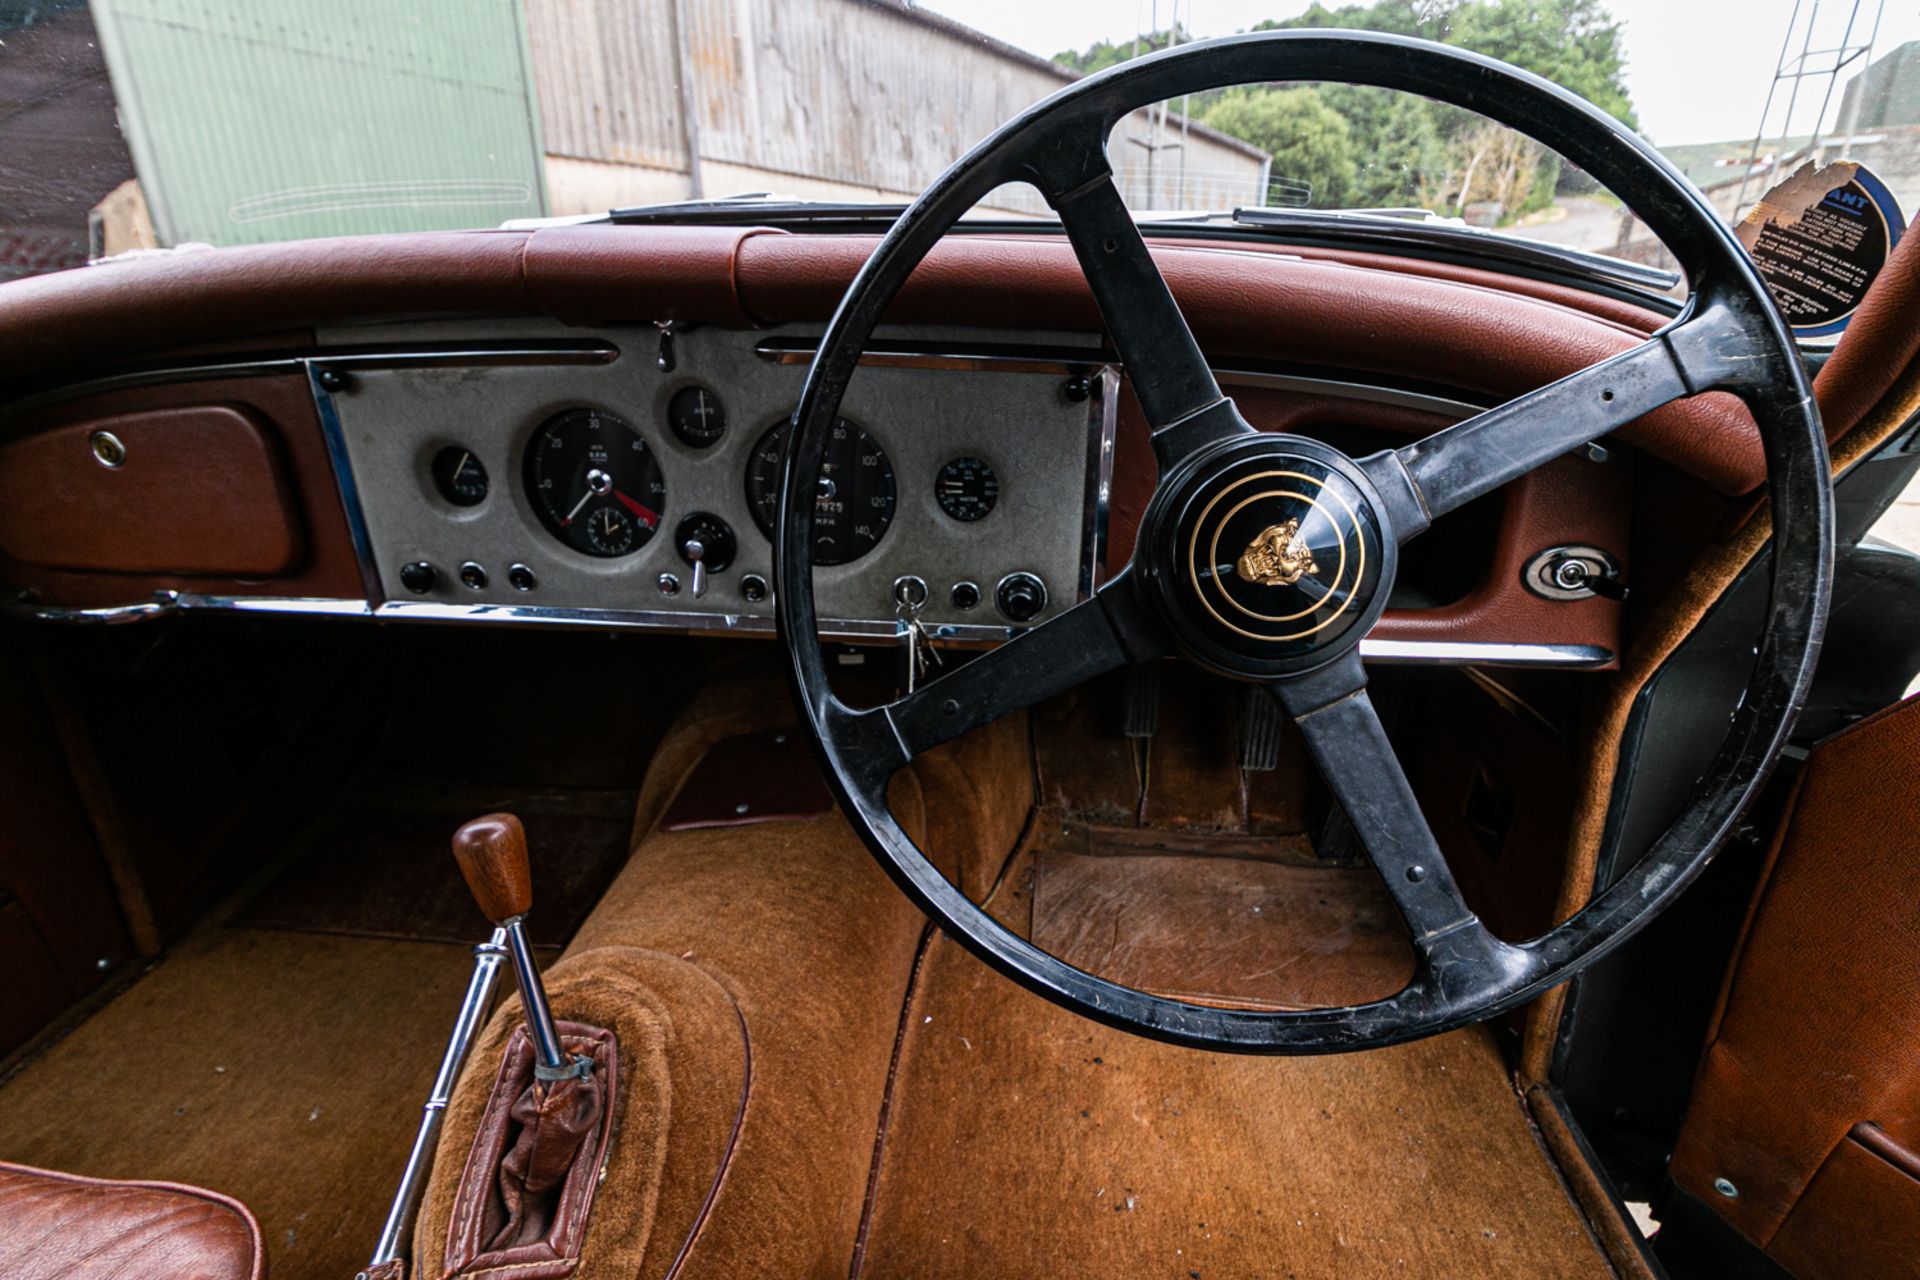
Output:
[1235, 518, 1319, 587]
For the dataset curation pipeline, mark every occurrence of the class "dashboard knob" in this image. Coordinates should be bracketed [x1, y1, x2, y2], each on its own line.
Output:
[995, 572, 1047, 623]
[398, 561, 437, 594]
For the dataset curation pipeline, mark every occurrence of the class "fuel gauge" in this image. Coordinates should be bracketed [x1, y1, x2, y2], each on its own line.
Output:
[431, 445, 489, 507]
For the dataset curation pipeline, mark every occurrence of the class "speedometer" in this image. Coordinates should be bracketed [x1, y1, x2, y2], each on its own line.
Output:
[744, 415, 896, 566]
[523, 407, 666, 558]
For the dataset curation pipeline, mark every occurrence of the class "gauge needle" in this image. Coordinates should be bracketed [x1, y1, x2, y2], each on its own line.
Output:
[612, 490, 659, 527]
[560, 489, 594, 526]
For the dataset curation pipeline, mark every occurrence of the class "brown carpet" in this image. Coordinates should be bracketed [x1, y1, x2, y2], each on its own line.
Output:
[0, 928, 475, 1280]
[855, 930, 1612, 1280]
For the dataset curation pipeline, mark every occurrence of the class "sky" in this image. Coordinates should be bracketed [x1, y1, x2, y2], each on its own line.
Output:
[919, 0, 1920, 146]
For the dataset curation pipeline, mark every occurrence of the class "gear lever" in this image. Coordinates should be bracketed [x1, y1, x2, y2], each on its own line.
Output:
[452, 813, 589, 1081]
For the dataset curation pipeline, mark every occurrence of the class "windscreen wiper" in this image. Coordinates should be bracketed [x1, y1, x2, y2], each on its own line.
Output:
[604, 196, 912, 226]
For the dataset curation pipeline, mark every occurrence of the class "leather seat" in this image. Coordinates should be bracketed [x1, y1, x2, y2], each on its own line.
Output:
[0, 1161, 265, 1280]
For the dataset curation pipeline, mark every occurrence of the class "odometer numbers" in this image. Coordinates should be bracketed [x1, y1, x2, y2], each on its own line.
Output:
[745, 416, 896, 566]
[523, 408, 666, 559]
[935, 456, 999, 522]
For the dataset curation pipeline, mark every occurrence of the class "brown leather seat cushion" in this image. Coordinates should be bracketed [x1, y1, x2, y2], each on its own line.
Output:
[0, 1161, 264, 1280]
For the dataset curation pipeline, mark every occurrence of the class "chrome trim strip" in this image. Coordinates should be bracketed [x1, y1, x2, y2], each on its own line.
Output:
[8, 594, 1615, 667]
[12, 596, 181, 625]
[1080, 366, 1119, 598]
[178, 594, 374, 617]
[305, 364, 386, 606]
[1357, 638, 1613, 668]
[753, 338, 1104, 375]
[369, 598, 1023, 642]
[2, 343, 620, 420]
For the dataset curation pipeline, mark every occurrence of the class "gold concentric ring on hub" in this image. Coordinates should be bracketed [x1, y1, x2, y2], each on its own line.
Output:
[1185, 469, 1368, 644]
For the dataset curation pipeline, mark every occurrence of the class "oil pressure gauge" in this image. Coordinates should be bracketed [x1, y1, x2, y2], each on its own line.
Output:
[936, 456, 999, 522]
[431, 445, 489, 507]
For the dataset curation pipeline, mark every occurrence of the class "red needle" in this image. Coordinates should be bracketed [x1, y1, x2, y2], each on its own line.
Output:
[613, 490, 660, 526]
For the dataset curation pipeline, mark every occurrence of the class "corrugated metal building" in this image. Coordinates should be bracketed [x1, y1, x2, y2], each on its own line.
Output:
[91, 0, 550, 245]
[530, 0, 1270, 216]
[86, 0, 1268, 248]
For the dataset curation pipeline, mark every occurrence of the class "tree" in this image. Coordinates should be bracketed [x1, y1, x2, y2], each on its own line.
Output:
[1443, 0, 1636, 129]
[1313, 83, 1445, 208]
[1202, 87, 1358, 208]
[1053, 24, 1193, 75]
[1255, 0, 1635, 127]
[1064, 0, 1640, 217]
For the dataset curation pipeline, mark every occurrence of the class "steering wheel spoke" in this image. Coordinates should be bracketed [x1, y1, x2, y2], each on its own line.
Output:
[1037, 151, 1253, 473]
[1269, 654, 1520, 985]
[835, 571, 1167, 798]
[1391, 326, 1709, 531]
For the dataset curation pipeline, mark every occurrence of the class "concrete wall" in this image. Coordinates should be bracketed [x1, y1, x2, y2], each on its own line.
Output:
[524, 0, 1270, 217]
[1838, 41, 1920, 132]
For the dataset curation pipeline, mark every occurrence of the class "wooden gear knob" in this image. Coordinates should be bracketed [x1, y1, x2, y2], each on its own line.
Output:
[452, 812, 533, 924]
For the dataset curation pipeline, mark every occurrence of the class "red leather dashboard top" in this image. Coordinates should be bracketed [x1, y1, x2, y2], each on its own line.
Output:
[0, 222, 1784, 652]
[0, 224, 1766, 495]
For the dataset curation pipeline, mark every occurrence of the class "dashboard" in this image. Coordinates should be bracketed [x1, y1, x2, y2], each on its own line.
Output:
[0, 218, 1677, 673]
[325, 323, 1112, 639]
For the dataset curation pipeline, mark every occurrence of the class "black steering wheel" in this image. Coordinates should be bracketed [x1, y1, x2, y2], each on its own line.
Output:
[775, 31, 1833, 1054]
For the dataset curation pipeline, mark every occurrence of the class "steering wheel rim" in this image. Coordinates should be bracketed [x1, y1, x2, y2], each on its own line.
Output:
[775, 30, 1834, 1054]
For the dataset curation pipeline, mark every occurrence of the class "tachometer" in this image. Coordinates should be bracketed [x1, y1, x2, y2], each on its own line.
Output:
[745, 416, 895, 566]
[523, 407, 666, 558]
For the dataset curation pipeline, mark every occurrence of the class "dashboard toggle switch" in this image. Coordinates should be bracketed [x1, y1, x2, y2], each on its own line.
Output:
[675, 513, 736, 601]
[685, 539, 707, 599]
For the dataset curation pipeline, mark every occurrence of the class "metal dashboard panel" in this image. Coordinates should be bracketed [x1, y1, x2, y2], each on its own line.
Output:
[324, 325, 1109, 637]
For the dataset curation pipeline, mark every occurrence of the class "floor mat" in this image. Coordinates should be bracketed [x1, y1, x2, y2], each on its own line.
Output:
[0, 929, 474, 1280]
[855, 931, 1611, 1280]
[234, 775, 636, 948]
[1031, 844, 1414, 1009]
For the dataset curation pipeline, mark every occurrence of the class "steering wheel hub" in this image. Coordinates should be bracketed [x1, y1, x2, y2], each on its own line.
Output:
[1146, 434, 1394, 679]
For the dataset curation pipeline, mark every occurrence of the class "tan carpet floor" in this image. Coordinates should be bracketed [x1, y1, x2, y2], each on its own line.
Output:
[0, 928, 474, 1280]
[856, 929, 1613, 1280]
